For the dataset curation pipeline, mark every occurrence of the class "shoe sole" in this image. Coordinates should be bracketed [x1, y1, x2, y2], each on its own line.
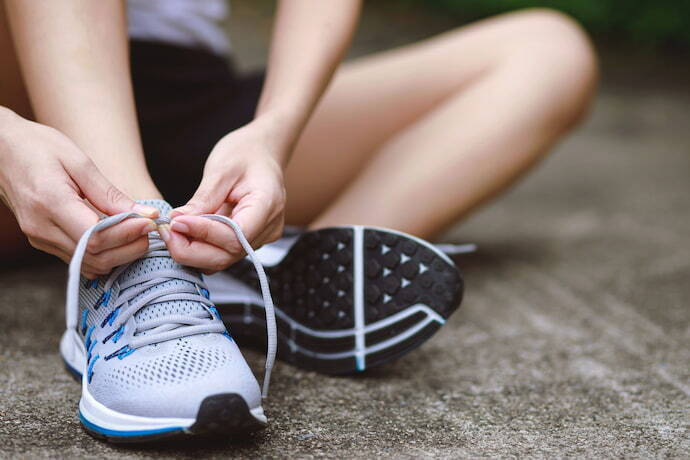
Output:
[60, 330, 266, 443]
[210, 226, 463, 374]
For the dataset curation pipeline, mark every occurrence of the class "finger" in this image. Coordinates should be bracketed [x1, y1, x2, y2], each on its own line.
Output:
[216, 202, 234, 216]
[29, 240, 71, 265]
[26, 238, 97, 275]
[32, 234, 121, 275]
[56, 250, 104, 276]
[164, 229, 240, 273]
[171, 174, 235, 218]
[82, 236, 151, 274]
[249, 214, 284, 249]
[166, 215, 282, 274]
[227, 195, 274, 246]
[170, 215, 245, 258]
[29, 227, 118, 276]
[51, 187, 126, 245]
[50, 204, 100, 252]
[86, 218, 155, 254]
[62, 155, 158, 219]
[27, 222, 76, 255]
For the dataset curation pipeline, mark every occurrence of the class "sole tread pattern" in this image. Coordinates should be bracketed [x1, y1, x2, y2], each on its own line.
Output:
[218, 226, 463, 375]
[228, 229, 356, 330]
[362, 229, 460, 322]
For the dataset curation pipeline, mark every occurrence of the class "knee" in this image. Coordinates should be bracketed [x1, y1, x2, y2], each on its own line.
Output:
[510, 8, 599, 130]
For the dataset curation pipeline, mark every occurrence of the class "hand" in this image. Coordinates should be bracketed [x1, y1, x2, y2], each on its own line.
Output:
[0, 109, 159, 278]
[163, 120, 287, 274]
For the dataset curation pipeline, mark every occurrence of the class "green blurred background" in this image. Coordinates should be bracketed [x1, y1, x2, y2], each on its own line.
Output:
[414, 0, 690, 49]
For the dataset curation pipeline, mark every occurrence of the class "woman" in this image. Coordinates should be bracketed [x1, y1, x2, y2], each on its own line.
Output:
[0, 0, 596, 442]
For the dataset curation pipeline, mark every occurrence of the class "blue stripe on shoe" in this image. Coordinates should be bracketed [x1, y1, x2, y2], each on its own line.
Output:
[78, 412, 184, 438]
[80, 309, 89, 335]
[87, 354, 100, 383]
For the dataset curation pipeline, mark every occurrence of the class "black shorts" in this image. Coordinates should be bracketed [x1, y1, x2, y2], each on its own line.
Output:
[130, 41, 264, 207]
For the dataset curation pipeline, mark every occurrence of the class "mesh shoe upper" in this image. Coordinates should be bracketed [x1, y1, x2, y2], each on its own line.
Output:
[90, 334, 261, 418]
[75, 200, 262, 418]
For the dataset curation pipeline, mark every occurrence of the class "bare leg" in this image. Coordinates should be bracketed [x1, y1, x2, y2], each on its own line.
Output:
[0, 4, 32, 258]
[285, 9, 598, 238]
[3, 1, 161, 200]
[0, 3, 159, 260]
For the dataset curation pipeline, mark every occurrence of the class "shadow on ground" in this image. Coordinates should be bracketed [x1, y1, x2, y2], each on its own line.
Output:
[1, 1, 688, 458]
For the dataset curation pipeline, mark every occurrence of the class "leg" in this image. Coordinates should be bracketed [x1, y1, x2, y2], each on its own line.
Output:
[285, 9, 598, 238]
[3, 1, 161, 201]
[0, 4, 161, 262]
[0, 4, 33, 259]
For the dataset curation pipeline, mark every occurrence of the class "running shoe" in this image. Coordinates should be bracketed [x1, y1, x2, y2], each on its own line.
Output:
[208, 226, 464, 374]
[60, 200, 276, 443]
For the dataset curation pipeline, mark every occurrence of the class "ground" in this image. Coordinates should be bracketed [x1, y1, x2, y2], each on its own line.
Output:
[1, 2, 688, 458]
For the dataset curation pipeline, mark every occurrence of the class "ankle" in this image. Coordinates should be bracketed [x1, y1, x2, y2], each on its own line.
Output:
[115, 177, 164, 202]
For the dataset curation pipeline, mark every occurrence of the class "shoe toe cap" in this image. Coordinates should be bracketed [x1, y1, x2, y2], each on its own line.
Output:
[89, 334, 262, 419]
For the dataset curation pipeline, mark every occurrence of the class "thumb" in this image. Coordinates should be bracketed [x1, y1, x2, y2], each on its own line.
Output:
[67, 158, 159, 219]
[172, 174, 229, 218]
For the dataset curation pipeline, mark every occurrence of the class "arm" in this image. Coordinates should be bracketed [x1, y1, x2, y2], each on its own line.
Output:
[255, 0, 363, 166]
[1, 1, 159, 275]
[5, 0, 159, 199]
[166, 0, 362, 272]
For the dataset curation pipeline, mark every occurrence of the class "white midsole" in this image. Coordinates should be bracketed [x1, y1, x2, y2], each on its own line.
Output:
[59, 328, 267, 433]
[248, 225, 458, 267]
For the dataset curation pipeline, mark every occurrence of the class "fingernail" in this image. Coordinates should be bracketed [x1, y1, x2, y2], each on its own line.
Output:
[158, 224, 171, 241]
[171, 221, 190, 234]
[141, 221, 157, 235]
[133, 204, 160, 219]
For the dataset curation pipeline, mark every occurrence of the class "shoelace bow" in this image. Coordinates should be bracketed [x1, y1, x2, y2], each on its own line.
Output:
[65, 212, 277, 398]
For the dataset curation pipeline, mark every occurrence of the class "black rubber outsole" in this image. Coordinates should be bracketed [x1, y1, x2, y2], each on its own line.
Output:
[216, 226, 463, 374]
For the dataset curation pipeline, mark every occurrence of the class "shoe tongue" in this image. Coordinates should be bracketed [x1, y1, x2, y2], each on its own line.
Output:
[137, 199, 173, 219]
[122, 199, 208, 336]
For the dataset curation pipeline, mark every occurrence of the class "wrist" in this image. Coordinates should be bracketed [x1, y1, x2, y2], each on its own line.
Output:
[249, 111, 303, 167]
[0, 108, 27, 155]
[0, 107, 23, 133]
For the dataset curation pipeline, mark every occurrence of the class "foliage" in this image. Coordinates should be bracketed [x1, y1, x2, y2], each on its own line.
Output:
[417, 0, 690, 48]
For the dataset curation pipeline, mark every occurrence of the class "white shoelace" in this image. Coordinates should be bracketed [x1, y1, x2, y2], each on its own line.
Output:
[65, 212, 277, 398]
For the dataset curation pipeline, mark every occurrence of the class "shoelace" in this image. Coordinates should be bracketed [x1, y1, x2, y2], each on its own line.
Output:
[65, 212, 277, 397]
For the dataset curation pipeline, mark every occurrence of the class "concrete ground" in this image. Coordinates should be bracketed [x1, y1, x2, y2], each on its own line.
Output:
[1, 2, 688, 458]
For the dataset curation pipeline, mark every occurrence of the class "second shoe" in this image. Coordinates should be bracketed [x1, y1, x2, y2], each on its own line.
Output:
[208, 226, 464, 374]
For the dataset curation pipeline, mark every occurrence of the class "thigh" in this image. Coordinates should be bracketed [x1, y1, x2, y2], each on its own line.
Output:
[284, 9, 564, 225]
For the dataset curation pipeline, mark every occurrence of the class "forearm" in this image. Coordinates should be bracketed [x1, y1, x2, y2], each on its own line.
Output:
[255, 0, 361, 166]
[5, 0, 158, 198]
